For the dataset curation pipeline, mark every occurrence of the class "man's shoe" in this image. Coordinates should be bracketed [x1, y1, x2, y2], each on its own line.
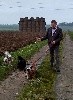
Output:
[51, 65, 53, 68]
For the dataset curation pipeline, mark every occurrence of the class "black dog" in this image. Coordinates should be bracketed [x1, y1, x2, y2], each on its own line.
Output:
[17, 56, 26, 72]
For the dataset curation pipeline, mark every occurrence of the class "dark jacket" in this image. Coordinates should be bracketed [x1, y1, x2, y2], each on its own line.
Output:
[41, 27, 63, 48]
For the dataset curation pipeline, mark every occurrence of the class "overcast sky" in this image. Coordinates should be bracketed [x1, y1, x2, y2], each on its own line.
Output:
[0, 0, 73, 24]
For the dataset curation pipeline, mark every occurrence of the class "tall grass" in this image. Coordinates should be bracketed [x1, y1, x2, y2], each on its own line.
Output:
[68, 31, 73, 40]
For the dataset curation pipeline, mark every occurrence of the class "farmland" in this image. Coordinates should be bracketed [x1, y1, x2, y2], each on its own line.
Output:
[0, 24, 57, 99]
[0, 23, 73, 100]
[68, 31, 73, 40]
[0, 40, 47, 81]
[0, 31, 45, 54]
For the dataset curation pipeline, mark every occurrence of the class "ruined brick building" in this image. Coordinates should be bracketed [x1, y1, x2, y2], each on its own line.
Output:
[19, 17, 46, 33]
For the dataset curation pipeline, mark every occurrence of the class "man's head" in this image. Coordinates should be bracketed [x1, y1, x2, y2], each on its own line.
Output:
[51, 20, 57, 28]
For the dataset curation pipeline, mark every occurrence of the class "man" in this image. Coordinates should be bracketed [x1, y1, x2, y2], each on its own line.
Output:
[41, 20, 63, 72]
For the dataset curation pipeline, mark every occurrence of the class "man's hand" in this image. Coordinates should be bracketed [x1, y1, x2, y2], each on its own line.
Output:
[51, 41, 55, 44]
[36, 37, 41, 42]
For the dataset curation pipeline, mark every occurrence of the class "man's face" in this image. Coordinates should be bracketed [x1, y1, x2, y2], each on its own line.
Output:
[51, 22, 57, 28]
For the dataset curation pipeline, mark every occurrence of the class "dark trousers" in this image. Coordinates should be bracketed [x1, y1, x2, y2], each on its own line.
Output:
[49, 46, 60, 70]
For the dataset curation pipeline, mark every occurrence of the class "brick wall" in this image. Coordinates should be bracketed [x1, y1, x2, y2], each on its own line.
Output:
[19, 17, 46, 32]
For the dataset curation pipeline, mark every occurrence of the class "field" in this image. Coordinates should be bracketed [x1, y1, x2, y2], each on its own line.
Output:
[0, 31, 45, 54]
[0, 26, 64, 99]
[0, 40, 47, 81]
[68, 31, 73, 40]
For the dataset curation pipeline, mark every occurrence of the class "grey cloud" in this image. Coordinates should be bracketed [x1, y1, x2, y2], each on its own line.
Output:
[69, 8, 73, 9]
[18, 6, 22, 7]
[31, 8, 35, 9]
[38, 3, 43, 4]
[16, 2, 21, 3]
[9, 7, 13, 8]
[39, 7, 44, 8]
[55, 9, 62, 10]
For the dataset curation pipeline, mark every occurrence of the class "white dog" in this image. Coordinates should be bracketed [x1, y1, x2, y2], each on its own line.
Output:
[3, 51, 13, 64]
[25, 63, 36, 79]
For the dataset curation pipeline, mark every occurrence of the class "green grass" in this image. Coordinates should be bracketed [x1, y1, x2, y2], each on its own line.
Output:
[0, 40, 47, 81]
[68, 31, 73, 40]
[17, 55, 57, 100]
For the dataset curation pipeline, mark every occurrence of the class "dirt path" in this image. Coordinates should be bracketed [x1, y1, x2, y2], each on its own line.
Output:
[0, 45, 49, 100]
[55, 34, 73, 100]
